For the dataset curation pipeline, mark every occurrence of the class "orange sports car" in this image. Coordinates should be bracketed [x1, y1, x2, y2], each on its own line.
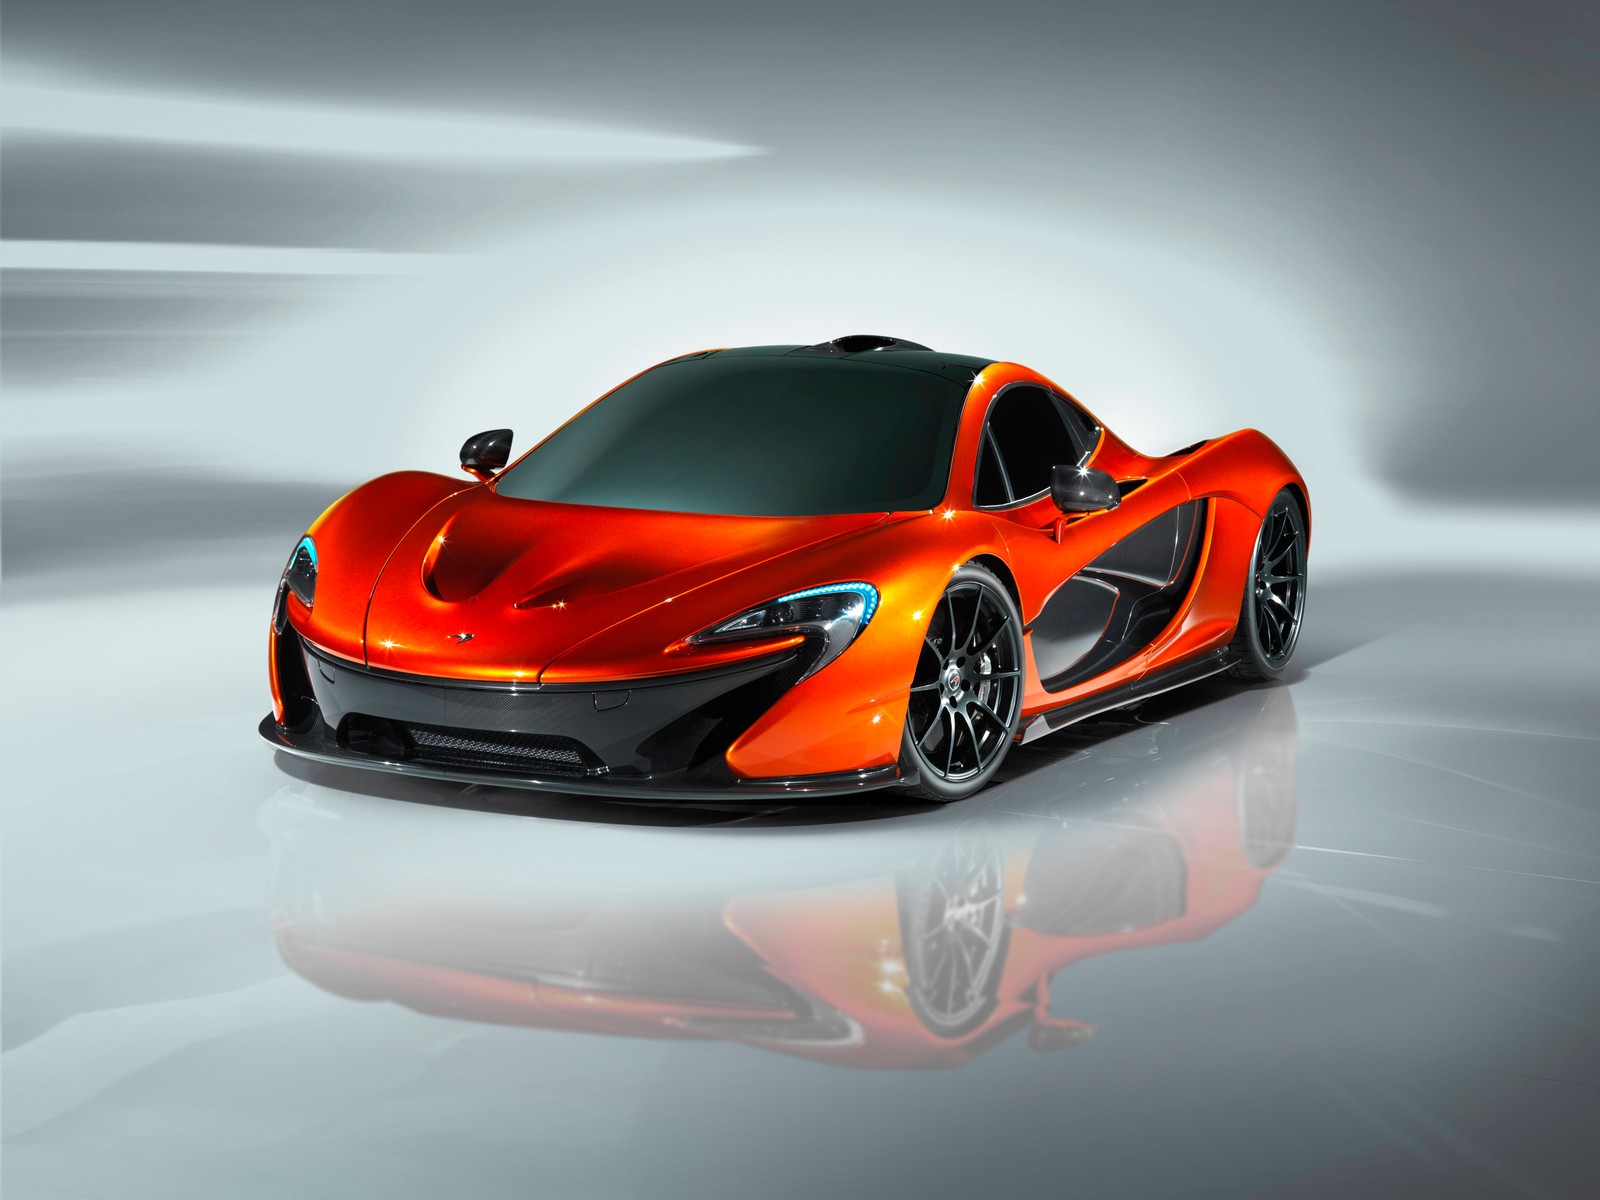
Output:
[261, 334, 1309, 801]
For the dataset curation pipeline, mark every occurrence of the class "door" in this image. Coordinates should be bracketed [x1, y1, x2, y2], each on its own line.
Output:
[974, 385, 1203, 694]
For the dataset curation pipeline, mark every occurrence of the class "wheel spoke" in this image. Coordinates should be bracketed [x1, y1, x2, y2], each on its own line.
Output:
[974, 613, 1012, 658]
[969, 696, 1003, 728]
[952, 928, 980, 985]
[964, 592, 983, 652]
[1259, 613, 1280, 656]
[928, 943, 955, 998]
[1270, 603, 1294, 641]
[942, 944, 963, 1013]
[1264, 518, 1295, 565]
[964, 902, 1000, 949]
[1257, 586, 1292, 655]
[960, 709, 982, 769]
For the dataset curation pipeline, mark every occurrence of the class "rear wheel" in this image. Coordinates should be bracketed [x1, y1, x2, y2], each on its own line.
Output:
[898, 564, 1024, 802]
[1228, 490, 1308, 681]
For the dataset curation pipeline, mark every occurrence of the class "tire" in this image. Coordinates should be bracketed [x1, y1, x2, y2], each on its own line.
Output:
[898, 563, 1024, 802]
[1227, 489, 1309, 681]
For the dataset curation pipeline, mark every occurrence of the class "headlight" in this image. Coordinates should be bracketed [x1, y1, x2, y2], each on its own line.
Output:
[283, 535, 318, 608]
[692, 582, 878, 680]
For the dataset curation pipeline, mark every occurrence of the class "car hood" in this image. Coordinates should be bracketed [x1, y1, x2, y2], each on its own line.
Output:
[362, 487, 890, 682]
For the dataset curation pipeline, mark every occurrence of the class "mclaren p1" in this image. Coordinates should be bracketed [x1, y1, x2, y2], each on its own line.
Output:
[261, 334, 1309, 801]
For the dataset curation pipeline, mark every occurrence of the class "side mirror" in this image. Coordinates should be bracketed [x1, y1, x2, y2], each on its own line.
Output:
[1051, 464, 1120, 514]
[460, 428, 513, 481]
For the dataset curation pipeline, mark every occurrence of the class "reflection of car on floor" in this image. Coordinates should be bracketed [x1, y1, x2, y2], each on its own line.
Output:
[265, 685, 1297, 1069]
[262, 334, 1309, 801]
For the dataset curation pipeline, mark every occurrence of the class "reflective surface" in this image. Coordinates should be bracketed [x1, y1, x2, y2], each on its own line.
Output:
[4, 570, 1598, 1197]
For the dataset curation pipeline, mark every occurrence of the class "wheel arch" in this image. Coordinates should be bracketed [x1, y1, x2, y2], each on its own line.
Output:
[1281, 481, 1311, 547]
[968, 553, 1021, 610]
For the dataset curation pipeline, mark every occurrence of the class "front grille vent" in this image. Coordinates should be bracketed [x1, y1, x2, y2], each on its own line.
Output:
[397, 721, 594, 776]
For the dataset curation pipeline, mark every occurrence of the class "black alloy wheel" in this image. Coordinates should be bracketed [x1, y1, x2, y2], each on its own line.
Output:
[1228, 490, 1308, 681]
[899, 820, 1010, 1037]
[899, 564, 1024, 802]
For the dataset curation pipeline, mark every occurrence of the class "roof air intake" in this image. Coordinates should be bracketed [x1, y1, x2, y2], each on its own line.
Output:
[826, 334, 931, 353]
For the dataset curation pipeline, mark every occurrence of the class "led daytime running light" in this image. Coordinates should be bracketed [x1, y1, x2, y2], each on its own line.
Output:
[692, 581, 880, 680]
[775, 582, 879, 628]
[283, 534, 318, 609]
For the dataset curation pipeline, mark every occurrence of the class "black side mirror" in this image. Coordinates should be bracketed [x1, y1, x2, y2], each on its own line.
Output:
[460, 428, 513, 480]
[1051, 464, 1120, 513]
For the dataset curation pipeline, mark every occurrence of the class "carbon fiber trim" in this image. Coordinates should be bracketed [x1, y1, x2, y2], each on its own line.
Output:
[401, 723, 592, 776]
[259, 713, 903, 799]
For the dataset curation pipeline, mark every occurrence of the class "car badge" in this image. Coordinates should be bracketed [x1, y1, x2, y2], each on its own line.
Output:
[447, 632, 475, 644]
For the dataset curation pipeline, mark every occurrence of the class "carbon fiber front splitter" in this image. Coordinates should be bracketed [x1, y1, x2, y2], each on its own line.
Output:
[259, 715, 905, 800]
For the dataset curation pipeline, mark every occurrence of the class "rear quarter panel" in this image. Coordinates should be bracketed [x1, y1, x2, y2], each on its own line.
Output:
[1144, 430, 1309, 669]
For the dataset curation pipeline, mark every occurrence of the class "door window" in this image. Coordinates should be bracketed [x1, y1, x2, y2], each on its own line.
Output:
[973, 386, 1099, 507]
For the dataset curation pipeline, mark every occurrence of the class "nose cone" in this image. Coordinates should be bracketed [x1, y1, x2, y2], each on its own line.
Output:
[363, 489, 883, 681]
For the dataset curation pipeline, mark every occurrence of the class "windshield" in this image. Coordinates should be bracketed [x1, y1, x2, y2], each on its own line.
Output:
[494, 354, 968, 516]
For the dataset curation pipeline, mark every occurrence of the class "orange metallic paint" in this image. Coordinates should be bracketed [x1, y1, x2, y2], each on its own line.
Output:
[267, 617, 287, 724]
[275, 353, 1307, 785]
[292, 471, 471, 664]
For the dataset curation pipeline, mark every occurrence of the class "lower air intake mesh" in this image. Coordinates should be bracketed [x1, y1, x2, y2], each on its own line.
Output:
[399, 722, 594, 776]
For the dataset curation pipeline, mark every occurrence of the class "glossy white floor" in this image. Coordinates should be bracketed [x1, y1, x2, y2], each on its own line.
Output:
[4, 565, 1598, 1198]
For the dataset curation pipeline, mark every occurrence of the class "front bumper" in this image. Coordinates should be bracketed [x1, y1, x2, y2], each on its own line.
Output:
[261, 634, 903, 799]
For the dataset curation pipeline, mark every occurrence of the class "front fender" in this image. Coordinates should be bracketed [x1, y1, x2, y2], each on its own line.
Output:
[283, 471, 472, 664]
[724, 511, 1014, 780]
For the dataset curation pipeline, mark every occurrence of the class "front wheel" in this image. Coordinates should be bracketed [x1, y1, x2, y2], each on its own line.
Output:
[898, 564, 1024, 803]
[1228, 490, 1308, 681]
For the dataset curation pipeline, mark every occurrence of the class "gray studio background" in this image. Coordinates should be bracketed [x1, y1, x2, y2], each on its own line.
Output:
[4, 4, 1600, 1199]
[5, 0, 1597, 584]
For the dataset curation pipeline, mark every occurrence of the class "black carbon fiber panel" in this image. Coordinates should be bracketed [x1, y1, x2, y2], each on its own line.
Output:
[399, 722, 592, 776]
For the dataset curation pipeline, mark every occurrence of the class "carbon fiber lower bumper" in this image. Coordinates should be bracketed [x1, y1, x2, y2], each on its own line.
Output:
[261, 635, 903, 799]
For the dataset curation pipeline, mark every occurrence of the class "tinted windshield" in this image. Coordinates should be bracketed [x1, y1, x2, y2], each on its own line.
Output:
[495, 355, 968, 516]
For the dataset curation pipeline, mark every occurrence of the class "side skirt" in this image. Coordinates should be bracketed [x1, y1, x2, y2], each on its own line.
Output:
[1017, 647, 1236, 745]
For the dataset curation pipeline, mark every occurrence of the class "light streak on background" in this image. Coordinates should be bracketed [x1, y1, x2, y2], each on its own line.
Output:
[1, 70, 764, 164]
[0, 239, 449, 276]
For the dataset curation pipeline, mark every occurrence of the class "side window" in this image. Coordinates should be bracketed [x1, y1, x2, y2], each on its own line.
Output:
[976, 386, 1094, 506]
[974, 432, 1011, 507]
[1057, 394, 1100, 459]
